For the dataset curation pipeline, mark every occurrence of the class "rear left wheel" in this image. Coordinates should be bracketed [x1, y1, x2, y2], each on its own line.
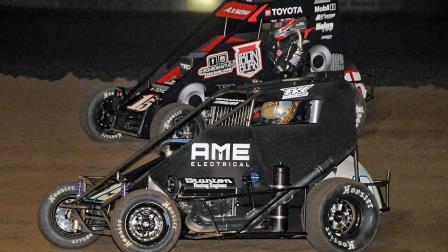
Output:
[80, 84, 123, 142]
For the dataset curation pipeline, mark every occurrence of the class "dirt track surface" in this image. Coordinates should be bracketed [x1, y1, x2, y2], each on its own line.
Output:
[0, 74, 447, 251]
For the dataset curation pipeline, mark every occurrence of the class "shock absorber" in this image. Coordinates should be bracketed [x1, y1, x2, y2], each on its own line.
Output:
[270, 164, 290, 232]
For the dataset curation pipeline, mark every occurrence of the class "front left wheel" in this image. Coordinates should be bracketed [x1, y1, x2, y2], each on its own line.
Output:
[38, 182, 99, 249]
[111, 190, 181, 252]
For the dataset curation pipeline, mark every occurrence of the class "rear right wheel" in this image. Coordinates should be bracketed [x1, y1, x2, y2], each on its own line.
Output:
[305, 178, 380, 252]
[149, 103, 206, 141]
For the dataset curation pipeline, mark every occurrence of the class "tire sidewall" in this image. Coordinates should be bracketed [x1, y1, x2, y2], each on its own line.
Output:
[160, 107, 203, 135]
[111, 190, 181, 252]
[149, 103, 205, 140]
[38, 182, 98, 249]
[87, 87, 122, 141]
[307, 179, 380, 252]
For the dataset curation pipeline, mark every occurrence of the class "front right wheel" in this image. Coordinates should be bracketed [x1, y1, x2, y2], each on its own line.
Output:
[110, 190, 181, 252]
[305, 178, 380, 252]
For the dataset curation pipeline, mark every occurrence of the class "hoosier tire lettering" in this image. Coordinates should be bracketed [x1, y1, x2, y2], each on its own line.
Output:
[305, 178, 380, 252]
[343, 184, 375, 209]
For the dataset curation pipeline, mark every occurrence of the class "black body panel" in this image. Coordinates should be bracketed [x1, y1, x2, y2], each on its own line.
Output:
[149, 81, 356, 190]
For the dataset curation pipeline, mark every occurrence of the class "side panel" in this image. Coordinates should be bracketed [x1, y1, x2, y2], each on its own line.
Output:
[149, 81, 356, 189]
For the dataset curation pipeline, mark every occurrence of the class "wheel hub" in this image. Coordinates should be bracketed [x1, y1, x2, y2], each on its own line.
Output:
[127, 206, 165, 243]
[168, 118, 196, 139]
[328, 199, 356, 236]
[54, 199, 76, 233]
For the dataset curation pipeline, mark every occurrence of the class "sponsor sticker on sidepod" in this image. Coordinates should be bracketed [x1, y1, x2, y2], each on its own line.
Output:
[281, 85, 314, 99]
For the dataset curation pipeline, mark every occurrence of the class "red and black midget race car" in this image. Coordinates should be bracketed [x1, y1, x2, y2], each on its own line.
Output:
[39, 2, 391, 251]
[79, 0, 372, 142]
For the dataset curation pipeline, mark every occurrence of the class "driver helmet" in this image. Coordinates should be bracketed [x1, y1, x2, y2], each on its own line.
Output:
[260, 101, 300, 125]
[272, 18, 298, 41]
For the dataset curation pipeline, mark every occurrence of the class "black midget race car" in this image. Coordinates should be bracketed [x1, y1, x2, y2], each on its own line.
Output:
[39, 78, 390, 252]
[39, 1, 391, 251]
[79, 0, 372, 142]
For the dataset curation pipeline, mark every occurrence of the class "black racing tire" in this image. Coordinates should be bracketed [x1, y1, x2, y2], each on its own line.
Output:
[355, 91, 367, 135]
[305, 178, 380, 252]
[38, 182, 99, 249]
[79, 84, 124, 142]
[110, 190, 181, 252]
[149, 103, 206, 141]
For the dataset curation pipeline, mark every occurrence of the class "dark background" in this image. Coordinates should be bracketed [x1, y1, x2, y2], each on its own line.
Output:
[1, 0, 447, 87]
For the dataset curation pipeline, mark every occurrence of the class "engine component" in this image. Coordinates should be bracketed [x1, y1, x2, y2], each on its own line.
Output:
[270, 164, 290, 232]
[309, 44, 332, 72]
[167, 177, 236, 196]
[208, 102, 252, 127]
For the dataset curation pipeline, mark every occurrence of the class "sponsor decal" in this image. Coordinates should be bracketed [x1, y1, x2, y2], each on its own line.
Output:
[213, 98, 244, 106]
[191, 143, 250, 168]
[233, 41, 263, 78]
[325, 227, 356, 250]
[150, 86, 169, 94]
[225, 7, 251, 16]
[216, 2, 257, 20]
[198, 52, 235, 79]
[264, 8, 272, 17]
[315, 3, 337, 13]
[316, 22, 334, 32]
[249, 171, 261, 183]
[343, 185, 375, 208]
[127, 94, 158, 112]
[281, 85, 314, 99]
[216, 83, 237, 89]
[89, 183, 122, 201]
[184, 178, 235, 189]
[321, 34, 334, 40]
[344, 70, 362, 82]
[269, 6, 303, 17]
[314, 0, 331, 4]
[180, 63, 192, 71]
[316, 13, 336, 21]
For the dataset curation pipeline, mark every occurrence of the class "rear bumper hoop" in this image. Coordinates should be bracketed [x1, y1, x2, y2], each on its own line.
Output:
[364, 170, 391, 212]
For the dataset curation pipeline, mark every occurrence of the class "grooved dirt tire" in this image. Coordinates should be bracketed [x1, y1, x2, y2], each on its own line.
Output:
[38, 182, 99, 249]
[111, 190, 181, 252]
[79, 84, 123, 142]
[149, 103, 206, 140]
[306, 178, 380, 252]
